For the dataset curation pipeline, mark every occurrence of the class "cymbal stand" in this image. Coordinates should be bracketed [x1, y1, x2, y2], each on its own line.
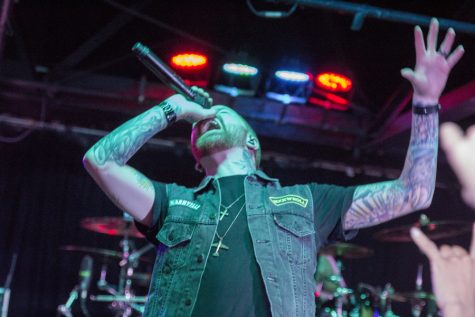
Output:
[57, 286, 78, 317]
[95, 218, 144, 317]
[381, 283, 398, 317]
[410, 264, 425, 317]
[333, 256, 345, 317]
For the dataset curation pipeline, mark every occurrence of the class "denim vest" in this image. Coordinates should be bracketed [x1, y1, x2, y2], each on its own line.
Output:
[143, 171, 325, 317]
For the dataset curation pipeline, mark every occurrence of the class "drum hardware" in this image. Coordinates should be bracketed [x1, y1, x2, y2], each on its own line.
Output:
[80, 216, 145, 239]
[317, 244, 375, 317]
[59, 214, 154, 316]
[1, 254, 17, 317]
[90, 295, 147, 303]
[373, 214, 461, 317]
[373, 214, 471, 242]
[319, 243, 374, 259]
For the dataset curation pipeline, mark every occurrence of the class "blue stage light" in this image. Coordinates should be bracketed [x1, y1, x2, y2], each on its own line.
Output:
[275, 70, 309, 82]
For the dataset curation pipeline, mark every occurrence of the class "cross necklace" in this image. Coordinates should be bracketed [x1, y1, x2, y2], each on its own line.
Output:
[211, 200, 246, 257]
[218, 193, 244, 220]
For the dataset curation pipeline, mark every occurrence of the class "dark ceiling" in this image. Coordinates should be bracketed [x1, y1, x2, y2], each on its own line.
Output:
[1, 0, 475, 184]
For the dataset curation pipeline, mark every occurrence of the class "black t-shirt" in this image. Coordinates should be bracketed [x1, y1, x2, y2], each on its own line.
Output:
[191, 175, 272, 317]
[135, 173, 357, 316]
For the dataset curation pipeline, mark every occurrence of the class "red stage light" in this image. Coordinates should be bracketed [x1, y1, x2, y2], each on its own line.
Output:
[316, 72, 352, 92]
[171, 53, 207, 69]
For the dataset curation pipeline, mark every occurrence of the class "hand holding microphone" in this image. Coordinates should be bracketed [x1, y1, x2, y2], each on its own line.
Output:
[132, 42, 213, 109]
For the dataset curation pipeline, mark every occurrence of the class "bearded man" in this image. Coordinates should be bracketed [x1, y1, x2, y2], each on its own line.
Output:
[83, 19, 464, 317]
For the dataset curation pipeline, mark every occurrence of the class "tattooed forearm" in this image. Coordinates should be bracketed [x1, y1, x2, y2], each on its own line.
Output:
[88, 105, 167, 166]
[344, 112, 438, 229]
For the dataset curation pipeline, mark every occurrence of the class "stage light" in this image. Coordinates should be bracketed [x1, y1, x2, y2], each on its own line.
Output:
[222, 63, 258, 76]
[169, 52, 210, 87]
[275, 70, 310, 82]
[309, 71, 354, 111]
[213, 53, 261, 97]
[171, 53, 207, 69]
[265, 68, 313, 105]
[316, 72, 352, 92]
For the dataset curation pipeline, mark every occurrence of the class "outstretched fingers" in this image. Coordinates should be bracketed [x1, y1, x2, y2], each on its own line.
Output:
[411, 227, 440, 261]
[414, 25, 426, 59]
[400, 68, 416, 83]
[427, 18, 439, 53]
[439, 28, 455, 55]
[447, 45, 465, 69]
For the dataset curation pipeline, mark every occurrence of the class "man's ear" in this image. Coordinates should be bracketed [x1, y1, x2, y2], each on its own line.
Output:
[246, 134, 259, 151]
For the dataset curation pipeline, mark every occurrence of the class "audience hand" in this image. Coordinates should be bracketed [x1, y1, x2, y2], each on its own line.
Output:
[411, 225, 475, 316]
[440, 122, 475, 209]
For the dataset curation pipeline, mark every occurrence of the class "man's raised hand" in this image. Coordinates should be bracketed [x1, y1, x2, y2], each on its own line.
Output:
[401, 18, 464, 103]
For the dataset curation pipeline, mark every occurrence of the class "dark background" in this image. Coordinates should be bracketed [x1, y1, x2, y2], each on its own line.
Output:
[1, 0, 474, 316]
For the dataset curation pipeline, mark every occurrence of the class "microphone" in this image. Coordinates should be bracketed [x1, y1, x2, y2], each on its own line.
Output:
[132, 42, 212, 108]
[78, 255, 93, 301]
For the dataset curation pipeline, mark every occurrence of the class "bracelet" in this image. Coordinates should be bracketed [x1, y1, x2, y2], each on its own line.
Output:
[413, 103, 441, 115]
[160, 102, 177, 125]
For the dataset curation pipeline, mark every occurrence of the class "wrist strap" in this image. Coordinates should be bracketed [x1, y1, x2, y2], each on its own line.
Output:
[160, 102, 177, 125]
[413, 103, 441, 115]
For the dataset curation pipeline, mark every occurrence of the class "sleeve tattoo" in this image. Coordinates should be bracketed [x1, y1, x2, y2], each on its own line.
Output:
[90, 106, 167, 166]
[344, 112, 438, 229]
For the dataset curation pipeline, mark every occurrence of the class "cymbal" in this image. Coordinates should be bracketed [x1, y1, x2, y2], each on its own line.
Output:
[373, 220, 472, 242]
[61, 245, 122, 258]
[398, 291, 435, 301]
[61, 245, 152, 263]
[319, 243, 374, 259]
[81, 217, 145, 238]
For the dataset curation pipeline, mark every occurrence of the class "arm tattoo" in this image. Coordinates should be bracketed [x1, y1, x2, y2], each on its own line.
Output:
[344, 112, 438, 229]
[89, 105, 167, 166]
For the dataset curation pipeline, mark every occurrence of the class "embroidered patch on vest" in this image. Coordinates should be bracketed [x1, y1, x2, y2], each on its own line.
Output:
[169, 199, 201, 210]
[269, 195, 308, 208]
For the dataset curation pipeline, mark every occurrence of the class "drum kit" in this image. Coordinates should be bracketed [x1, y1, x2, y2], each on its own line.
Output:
[56, 213, 471, 317]
[315, 214, 472, 317]
[57, 215, 154, 317]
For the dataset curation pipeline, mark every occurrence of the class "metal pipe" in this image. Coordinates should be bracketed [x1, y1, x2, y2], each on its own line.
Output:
[279, 0, 475, 34]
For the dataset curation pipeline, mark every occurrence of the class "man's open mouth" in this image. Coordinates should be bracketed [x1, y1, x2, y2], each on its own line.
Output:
[201, 119, 221, 134]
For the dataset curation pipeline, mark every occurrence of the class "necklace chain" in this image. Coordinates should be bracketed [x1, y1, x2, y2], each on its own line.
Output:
[219, 193, 244, 220]
[216, 201, 245, 239]
[212, 194, 246, 257]
[220, 193, 244, 210]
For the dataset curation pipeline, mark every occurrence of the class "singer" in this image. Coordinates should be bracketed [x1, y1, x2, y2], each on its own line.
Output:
[83, 19, 463, 317]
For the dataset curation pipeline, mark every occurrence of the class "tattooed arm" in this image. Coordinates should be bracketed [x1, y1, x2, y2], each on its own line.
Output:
[83, 93, 215, 225]
[344, 18, 465, 230]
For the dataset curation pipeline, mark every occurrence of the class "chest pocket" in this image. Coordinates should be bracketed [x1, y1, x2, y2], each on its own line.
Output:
[156, 220, 196, 270]
[273, 212, 316, 265]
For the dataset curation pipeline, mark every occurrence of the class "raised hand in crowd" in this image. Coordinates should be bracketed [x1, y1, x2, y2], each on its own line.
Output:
[411, 225, 475, 317]
[440, 122, 475, 209]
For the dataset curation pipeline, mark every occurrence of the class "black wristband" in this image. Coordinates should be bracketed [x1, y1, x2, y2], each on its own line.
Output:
[160, 102, 177, 125]
[413, 104, 441, 115]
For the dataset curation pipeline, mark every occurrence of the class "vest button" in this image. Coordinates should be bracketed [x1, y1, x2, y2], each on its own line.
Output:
[163, 265, 172, 274]
[209, 214, 216, 220]
[196, 254, 204, 263]
[184, 298, 192, 306]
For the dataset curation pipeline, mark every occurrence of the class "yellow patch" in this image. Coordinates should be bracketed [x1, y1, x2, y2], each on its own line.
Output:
[269, 195, 308, 208]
